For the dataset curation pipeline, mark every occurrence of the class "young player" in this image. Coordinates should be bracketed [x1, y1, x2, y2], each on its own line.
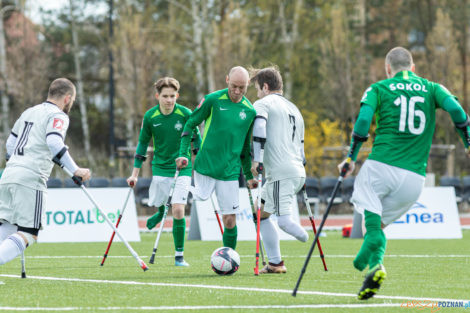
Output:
[250, 66, 308, 274]
[127, 77, 201, 267]
[0, 78, 91, 266]
[175, 66, 257, 250]
[338, 47, 470, 300]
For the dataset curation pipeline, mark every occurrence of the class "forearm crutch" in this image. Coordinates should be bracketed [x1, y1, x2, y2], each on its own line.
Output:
[210, 195, 224, 235]
[101, 184, 134, 266]
[149, 161, 186, 264]
[247, 187, 266, 266]
[254, 142, 265, 276]
[301, 185, 328, 271]
[60, 166, 148, 272]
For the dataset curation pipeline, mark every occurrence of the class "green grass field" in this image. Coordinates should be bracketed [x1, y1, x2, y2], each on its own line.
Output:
[0, 230, 469, 312]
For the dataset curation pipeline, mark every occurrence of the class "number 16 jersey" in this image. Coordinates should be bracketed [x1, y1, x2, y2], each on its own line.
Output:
[361, 70, 454, 176]
[254, 94, 305, 182]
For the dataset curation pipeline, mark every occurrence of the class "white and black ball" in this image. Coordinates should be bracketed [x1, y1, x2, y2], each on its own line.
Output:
[210, 247, 240, 275]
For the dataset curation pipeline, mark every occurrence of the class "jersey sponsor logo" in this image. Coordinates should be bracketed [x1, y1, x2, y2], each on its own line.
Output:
[197, 97, 205, 109]
[174, 120, 183, 131]
[53, 118, 65, 130]
[239, 111, 247, 120]
[153, 123, 162, 127]
[389, 83, 428, 92]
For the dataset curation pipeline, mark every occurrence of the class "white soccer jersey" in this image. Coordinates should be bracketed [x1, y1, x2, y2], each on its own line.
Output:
[1, 102, 69, 190]
[253, 94, 305, 181]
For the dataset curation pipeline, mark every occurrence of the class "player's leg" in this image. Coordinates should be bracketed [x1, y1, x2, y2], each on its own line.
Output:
[215, 179, 239, 249]
[171, 176, 191, 266]
[147, 176, 171, 230]
[258, 181, 285, 273]
[0, 221, 18, 242]
[276, 178, 308, 243]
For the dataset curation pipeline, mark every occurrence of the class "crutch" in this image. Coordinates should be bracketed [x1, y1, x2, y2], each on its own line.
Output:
[149, 161, 186, 264]
[100, 183, 134, 266]
[59, 166, 148, 271]
[210, 195, 224, 235]
[292, 140, 362, 296]
[253, 142, 265, 276]
[301, 184, 328, 271]
[247, 187, 266, 266]
[21, 252, 26, 278]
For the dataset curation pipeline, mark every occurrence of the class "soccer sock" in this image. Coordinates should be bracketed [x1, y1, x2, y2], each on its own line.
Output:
[173, 217, 186, 255]
[353, 210, 386, 271]
[260, 218, 281, 264]
[0, 222, 17, 242]
[146, 205, 165, 230]
[277, 214, 309, 242]
[223, 225, 237, 250]
[0, 233, 26, 265]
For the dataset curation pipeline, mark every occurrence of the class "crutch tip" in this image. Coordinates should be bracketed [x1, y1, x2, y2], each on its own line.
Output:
[21, 272, 26, 279]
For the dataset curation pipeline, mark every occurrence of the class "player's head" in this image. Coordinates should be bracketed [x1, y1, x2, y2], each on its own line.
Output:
[48, 78, 76, 114]
[385, 47, 415, 78]
[154, 77, 180, 113]
[250, 66, 283, 99]
[226, 66, 249, 103]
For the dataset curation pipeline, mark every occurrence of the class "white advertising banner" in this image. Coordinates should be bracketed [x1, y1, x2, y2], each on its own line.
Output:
[384, 187, 462, 239]
[188, 188, 300, 241]
[38, 188, 141, 243]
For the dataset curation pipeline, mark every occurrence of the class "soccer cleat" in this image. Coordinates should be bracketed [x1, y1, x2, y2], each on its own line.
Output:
[146, 212, 164, 230]
[259, 262, 287, 274]
[175, 257, 189, 267]
[357, 264, 387, 300]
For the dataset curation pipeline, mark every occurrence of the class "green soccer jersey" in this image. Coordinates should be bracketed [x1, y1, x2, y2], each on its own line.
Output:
[360, 71, 456, 176]
[134, 103, 201, 177]
[179, 88, 256, 181]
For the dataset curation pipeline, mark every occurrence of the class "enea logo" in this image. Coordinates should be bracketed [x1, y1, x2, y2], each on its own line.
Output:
[393, 202, 444, 224]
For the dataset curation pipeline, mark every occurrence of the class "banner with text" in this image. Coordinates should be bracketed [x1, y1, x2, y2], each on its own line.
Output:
[384, 187, 462, 239]
[38, 188, 140, 243]
[188, 188, 300, 241]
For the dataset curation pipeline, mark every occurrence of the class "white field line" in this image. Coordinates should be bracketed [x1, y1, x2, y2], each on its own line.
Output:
[24, 254, 470, 259]
[0, 304, 403, 311]
[1, 274, 469, 303]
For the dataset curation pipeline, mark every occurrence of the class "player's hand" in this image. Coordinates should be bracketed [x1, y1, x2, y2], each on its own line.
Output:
[247, 179, 258, 189]
[337, 159, 355, 178]
[127, 176, 137, 188]
[175, 157, 188, 169]
[251, 162, 259, 177]
[74, 168, 91, 182]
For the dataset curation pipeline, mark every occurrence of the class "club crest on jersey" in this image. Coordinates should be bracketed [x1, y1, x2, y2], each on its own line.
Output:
[174, 120, 183, 131]
[53, 118, 65, 130]
[239, 111, 247, 120]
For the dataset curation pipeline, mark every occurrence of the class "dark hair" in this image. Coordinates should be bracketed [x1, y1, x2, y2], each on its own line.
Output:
[250, 66, 283, 91]
[48, 78, 75, 99]
[154, 77, 180, 93]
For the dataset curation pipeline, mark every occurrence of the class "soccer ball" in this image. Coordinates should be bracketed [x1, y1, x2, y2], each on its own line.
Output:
[210, 247, 240, 275]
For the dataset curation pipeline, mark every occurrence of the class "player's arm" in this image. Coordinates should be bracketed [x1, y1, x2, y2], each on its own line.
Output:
[300, 117, 306, 166]
[440, 96, 470, 151]
[177, 97, 212, 168]
[241, 121, 254, 182]
[129, 114, 152, 186]
[191, 126, 202, 155]
[5, 132, 17, 161]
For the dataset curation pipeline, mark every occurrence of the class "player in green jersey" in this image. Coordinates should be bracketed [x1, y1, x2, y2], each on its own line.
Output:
[338, 47, 470, 300]
[127, 77, 201, 267]
[176, 66, 257, 250]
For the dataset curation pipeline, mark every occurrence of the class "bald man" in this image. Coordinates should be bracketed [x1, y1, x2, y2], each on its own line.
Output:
[177, 66, 257, 249]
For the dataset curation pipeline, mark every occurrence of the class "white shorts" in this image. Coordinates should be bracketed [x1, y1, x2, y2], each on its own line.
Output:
[261, 177, 305, 216]
[351, 160, 425, 225]
[148, 175, 191, 207]
[191, 171, 240, 215]
[0, 183, 45, 229]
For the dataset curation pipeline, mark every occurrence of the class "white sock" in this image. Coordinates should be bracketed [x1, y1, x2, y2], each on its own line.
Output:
[260, 218, 281, 264]
[277, 214, 309, 242]
[0, 233, 26, 265]
[0, 222, 17, 242]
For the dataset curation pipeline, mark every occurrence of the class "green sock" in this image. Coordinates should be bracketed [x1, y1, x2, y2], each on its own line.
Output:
[146, 205, 165, 230]
[173, 218, 186, 253]
[223, 225, 238, 250]
[353, 210, 387, 271]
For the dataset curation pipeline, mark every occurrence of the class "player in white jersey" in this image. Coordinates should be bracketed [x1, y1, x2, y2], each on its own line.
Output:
[250, 67, 308, 274]
[0, 78, 91, 268]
